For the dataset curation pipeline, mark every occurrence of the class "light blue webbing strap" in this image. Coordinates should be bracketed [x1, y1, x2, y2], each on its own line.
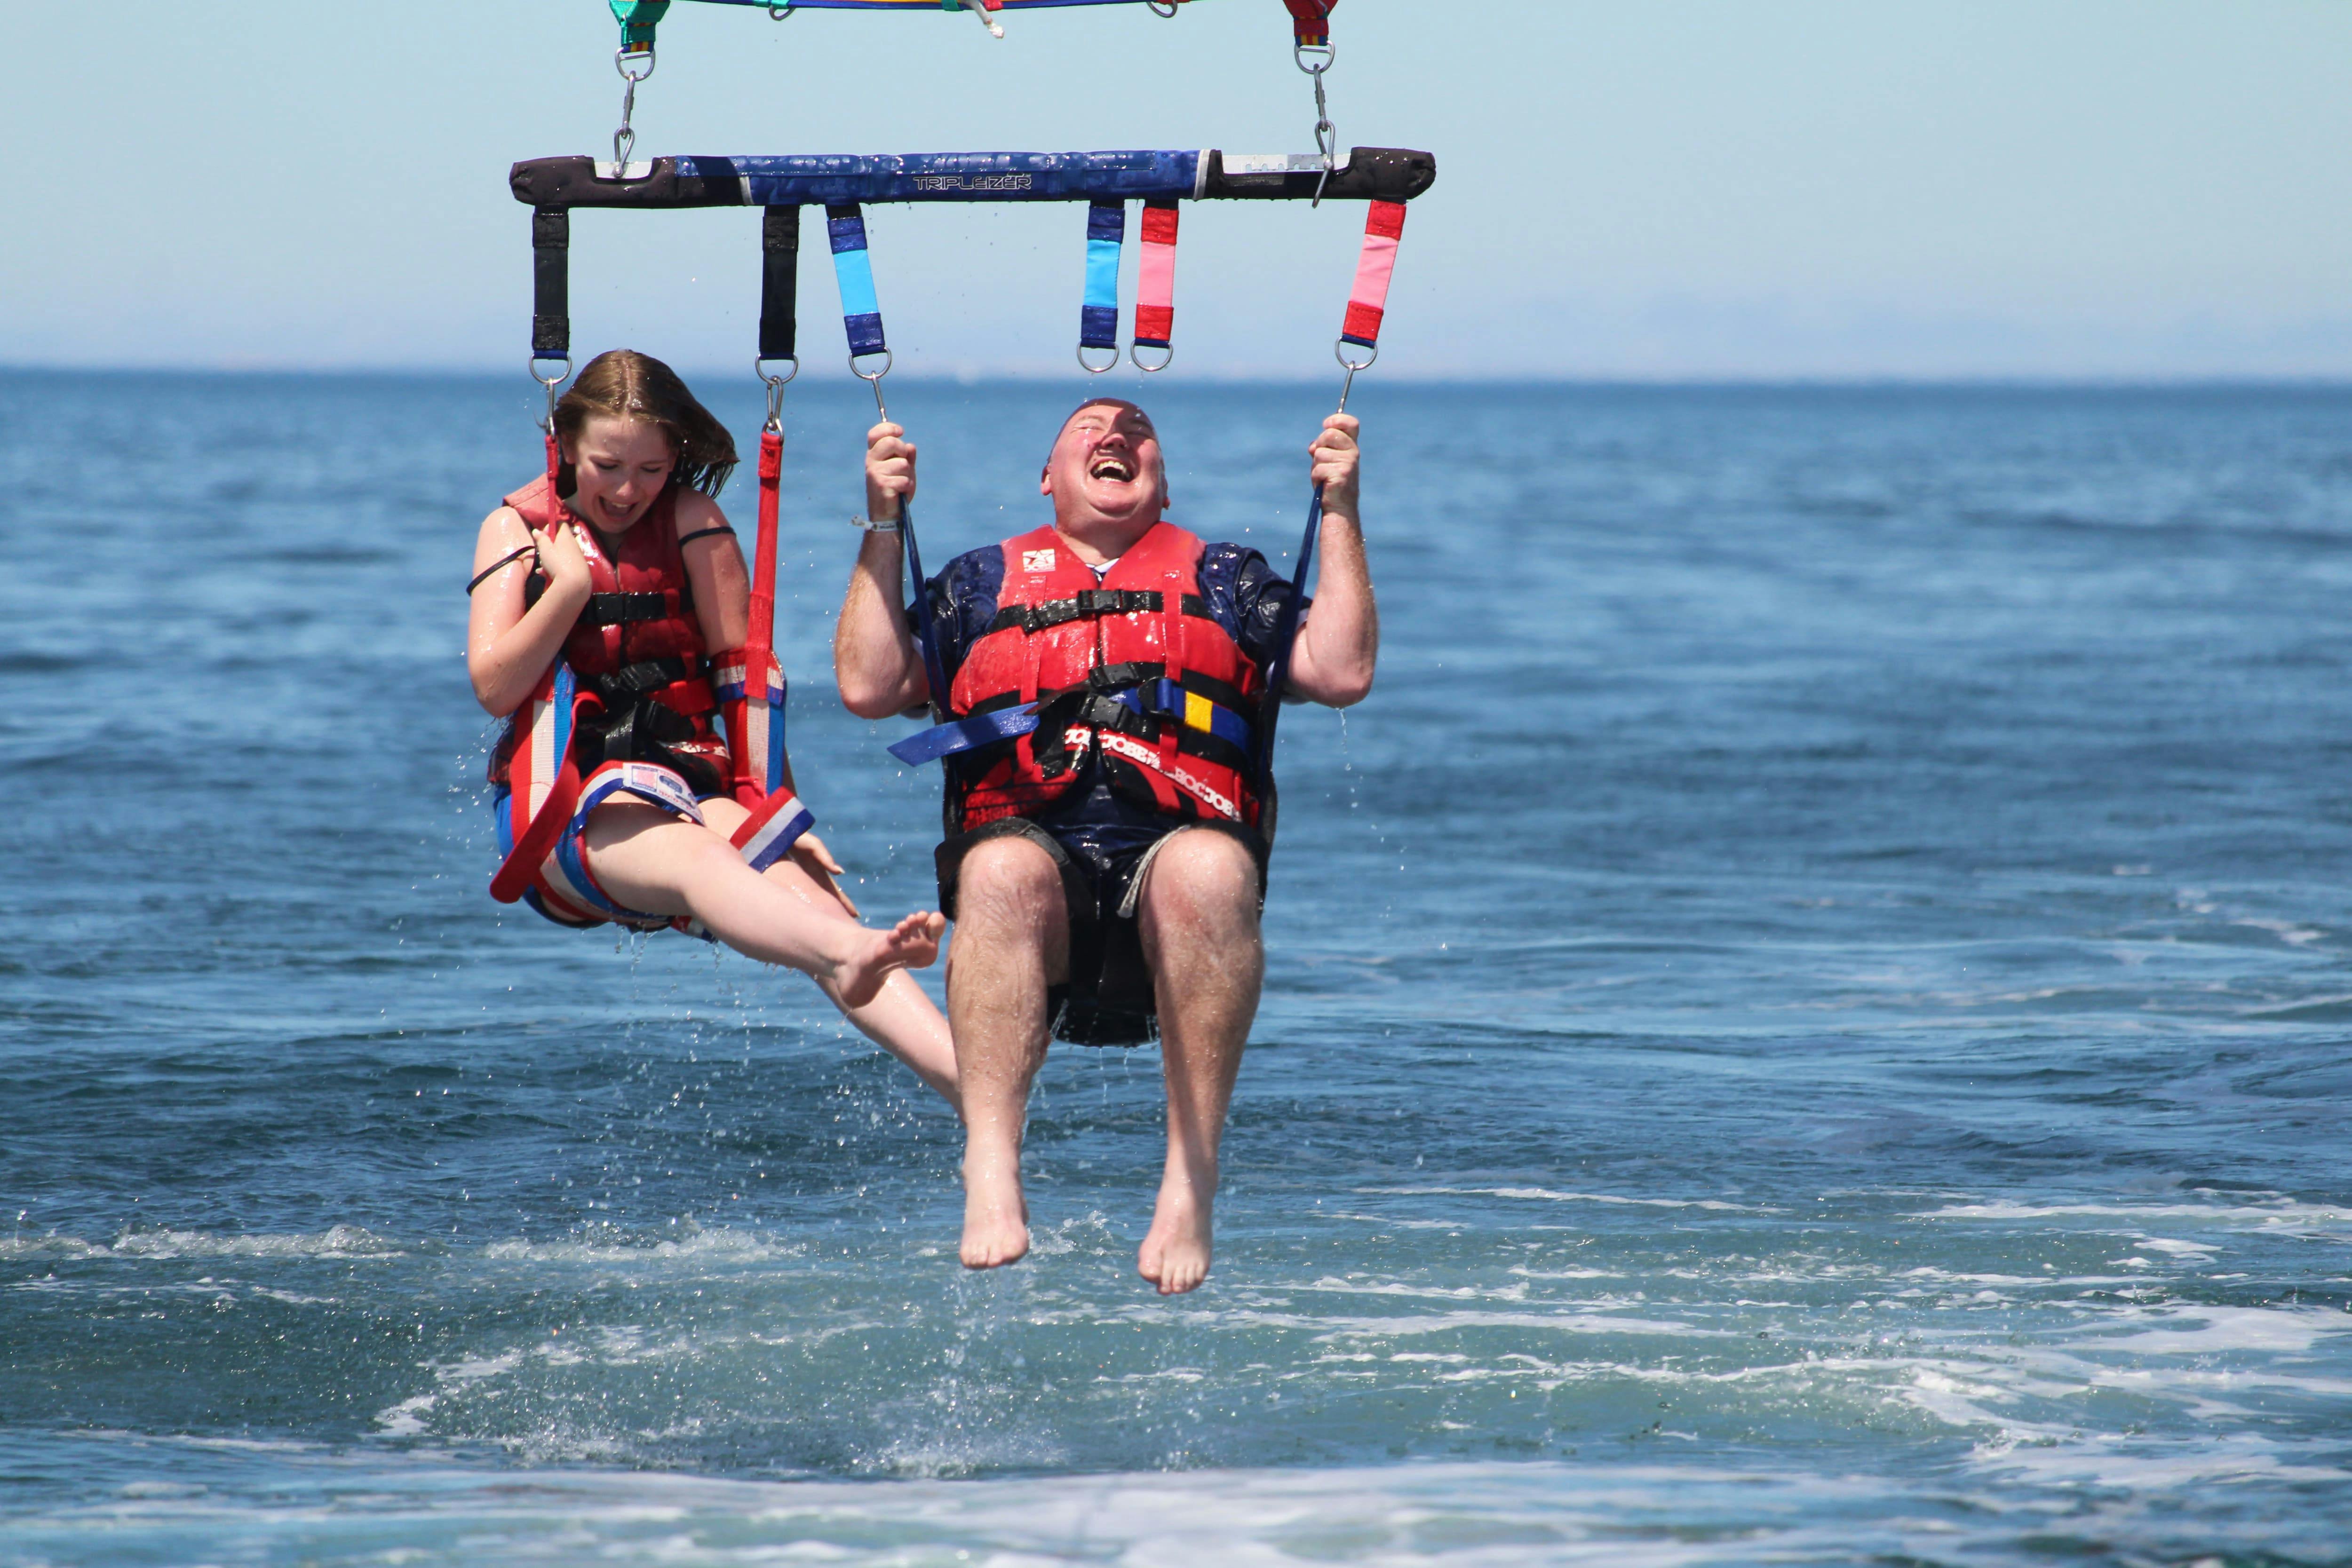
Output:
[1079, 200, 1125, 371]
[826, 204, 887, 357]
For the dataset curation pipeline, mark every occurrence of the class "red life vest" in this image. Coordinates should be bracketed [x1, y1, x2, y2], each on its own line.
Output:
[489, 475, 727, 798]
[946, 521, 1265, 833]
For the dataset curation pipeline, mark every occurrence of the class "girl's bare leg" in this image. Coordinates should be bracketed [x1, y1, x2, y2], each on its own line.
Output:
[699, 800, 959, 1109]
[581, 802, 942, 1012]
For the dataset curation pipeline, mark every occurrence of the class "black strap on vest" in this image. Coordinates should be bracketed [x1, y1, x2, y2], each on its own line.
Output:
[986, 589, 1213, 637]
[531, 207, 569, 358]
[581, 591, 670, 625]
[588, 656, 696, 700]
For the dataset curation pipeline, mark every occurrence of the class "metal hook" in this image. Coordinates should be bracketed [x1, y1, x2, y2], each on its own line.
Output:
[755, 356, 798, 432]
[1333, 338, 1376, 413]
[850, 348, 894, 421]
[531, 355, 573, 430]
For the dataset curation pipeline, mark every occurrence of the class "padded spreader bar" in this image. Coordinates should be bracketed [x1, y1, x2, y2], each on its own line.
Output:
[511, 147, 1435, 209]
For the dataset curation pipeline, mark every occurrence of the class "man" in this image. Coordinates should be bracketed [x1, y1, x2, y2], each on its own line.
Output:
[834, 399, 1376, 1294]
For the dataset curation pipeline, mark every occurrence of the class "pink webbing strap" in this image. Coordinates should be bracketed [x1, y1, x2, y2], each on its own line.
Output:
[1339, 200, 1406, 350]
[1133, 200, 1180, 362]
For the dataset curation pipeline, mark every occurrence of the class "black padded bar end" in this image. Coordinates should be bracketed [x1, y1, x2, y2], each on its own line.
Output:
[759, 206, 800, 362]
[1198, 147, 1436, 204]
[531, 206, 570, 357]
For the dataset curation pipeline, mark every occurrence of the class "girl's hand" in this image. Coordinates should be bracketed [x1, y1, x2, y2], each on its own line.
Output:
[792, 832, 861, 917]
[865, 422, 916, 520]
[538, 519, 593, 599]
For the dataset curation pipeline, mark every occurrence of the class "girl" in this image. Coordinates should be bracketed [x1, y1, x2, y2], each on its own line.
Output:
[467, 350, 957, 1105]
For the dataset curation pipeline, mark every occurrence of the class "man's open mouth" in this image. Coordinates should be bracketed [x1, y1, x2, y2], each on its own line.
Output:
[1089, 452, 1136, 482]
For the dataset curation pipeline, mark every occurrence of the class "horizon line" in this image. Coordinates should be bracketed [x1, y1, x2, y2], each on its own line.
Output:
[10, 362, 2352, 391]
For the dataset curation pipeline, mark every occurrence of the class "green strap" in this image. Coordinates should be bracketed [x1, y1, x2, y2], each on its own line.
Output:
[611, 0, 671, 52]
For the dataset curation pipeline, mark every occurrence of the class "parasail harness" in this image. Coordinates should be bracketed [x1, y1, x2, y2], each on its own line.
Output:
[493, 0, 1430, 906]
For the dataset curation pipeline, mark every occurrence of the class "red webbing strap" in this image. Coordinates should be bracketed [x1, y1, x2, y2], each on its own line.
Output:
[738, 428, 783, 802]
[489, 750, 581, 903]
[1285, 0, 1333, 48]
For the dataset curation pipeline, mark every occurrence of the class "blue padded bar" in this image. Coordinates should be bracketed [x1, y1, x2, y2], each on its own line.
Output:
[687, 150, 1200, 206]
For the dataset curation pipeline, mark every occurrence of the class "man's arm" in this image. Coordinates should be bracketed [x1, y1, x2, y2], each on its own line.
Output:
[834, 421, 932, 719]
[1283, 413, 1378, 708]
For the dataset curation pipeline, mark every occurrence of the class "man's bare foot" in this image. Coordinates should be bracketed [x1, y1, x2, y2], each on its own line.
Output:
[1137, 1179, 1215, 1295]
[832, 911, 945, 1010]
[961, 1150, 1031, 1270]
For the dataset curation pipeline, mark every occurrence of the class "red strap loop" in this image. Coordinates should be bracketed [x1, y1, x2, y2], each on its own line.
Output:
[1284, 0, 1333, 49]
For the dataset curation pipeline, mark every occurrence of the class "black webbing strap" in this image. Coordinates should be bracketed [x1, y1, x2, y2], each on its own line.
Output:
[760, 206, 800, 361]
[581, 591, 669, 625]
[986, 589, 1213, 637]
[532, 207, 570, 357]
[590, 656, 695, 698]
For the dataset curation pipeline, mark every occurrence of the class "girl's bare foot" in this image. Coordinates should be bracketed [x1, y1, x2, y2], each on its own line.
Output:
[961, 1148, 1031, 1270]
[1137, 1177, 1214, 1295]
[832, 911, 944, 1010]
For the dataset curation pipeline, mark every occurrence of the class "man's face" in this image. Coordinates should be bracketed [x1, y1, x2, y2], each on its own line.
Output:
[1041, 401, 1165, 525]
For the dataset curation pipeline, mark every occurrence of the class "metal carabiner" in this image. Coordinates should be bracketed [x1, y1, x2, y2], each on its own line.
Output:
[850, 348, 895, 420]
[530, 355, 573, 430]
[755, 356, 799, 433]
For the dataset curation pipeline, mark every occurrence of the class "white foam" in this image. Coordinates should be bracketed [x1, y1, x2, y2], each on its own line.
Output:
[1364, 1185, 1772, 1212]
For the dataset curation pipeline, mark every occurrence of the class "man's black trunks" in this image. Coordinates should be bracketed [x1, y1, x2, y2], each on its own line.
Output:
[936, 816, 1267, 1047]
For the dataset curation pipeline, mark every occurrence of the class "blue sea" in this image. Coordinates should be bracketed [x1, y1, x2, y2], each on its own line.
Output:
[4, 371, 2350, 1565]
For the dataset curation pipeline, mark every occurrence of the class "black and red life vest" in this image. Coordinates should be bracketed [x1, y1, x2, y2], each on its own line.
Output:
[946, 521, 1266, 834]
[489, 475, 729, 800]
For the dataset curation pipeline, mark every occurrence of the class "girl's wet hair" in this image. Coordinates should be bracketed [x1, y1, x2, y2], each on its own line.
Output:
[553, 350, 738, 499]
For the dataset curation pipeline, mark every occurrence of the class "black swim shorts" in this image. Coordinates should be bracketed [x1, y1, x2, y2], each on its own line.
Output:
[935, 816, 1267, 1047]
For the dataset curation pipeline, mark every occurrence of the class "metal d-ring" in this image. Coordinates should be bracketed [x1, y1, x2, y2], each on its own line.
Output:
[1333, 338, 1376, 413]
[530, 354, 572, 431]
[849, 348, 894, 419]
[755, 355, 798, 431]
[1130, 343, 1175, 374]
[1077, 344, 1120, 375]
[1146, 0, 1179, 15]
[768, 1, 795, 16]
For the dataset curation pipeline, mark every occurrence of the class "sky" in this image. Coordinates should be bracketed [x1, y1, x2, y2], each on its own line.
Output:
[7, 1, 2352, 380]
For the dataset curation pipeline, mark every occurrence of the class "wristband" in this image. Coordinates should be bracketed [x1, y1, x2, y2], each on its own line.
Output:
[851, 514, 903, 534]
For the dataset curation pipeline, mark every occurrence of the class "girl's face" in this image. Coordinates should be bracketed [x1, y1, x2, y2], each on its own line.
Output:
[565, 414, 675, 532]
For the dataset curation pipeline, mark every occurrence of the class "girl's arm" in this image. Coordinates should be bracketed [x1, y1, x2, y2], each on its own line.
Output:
[467, 507, 593, 715]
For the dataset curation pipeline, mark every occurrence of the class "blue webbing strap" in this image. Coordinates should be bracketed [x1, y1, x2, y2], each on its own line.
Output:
[896, 490, 953, 726]
[1080, 200, 1125, 355]
[886, 680, 1251, 767]
[1254, 482, 1323, 783]
[826, 204, 887, 357]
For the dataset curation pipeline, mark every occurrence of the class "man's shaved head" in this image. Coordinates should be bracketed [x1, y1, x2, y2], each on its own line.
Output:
[1050, 397, 1156, 459]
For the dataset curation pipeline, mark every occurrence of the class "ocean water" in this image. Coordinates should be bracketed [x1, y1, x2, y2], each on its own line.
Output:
[4, 371, 2351, 1566]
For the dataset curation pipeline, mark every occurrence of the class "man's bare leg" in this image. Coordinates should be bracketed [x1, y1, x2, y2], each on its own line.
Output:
[1134, 829, 1263, 1295]
[945, 836, 1069, 1269]
[583, 804, 942, 1007]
